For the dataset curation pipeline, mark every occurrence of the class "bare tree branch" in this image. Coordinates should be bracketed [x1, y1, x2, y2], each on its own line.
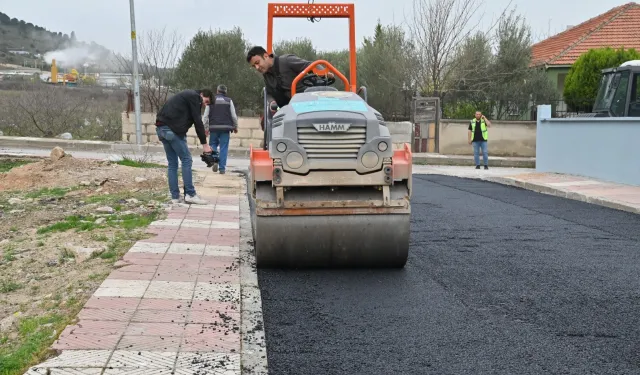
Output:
[402, 0, 516, 97]
[111, 27, 185, 112]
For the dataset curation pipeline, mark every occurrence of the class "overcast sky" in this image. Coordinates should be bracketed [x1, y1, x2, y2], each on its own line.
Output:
[1, 0, 627, 55]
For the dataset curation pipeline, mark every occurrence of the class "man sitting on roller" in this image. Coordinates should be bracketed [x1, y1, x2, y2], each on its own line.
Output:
[246, 46, 334, 121]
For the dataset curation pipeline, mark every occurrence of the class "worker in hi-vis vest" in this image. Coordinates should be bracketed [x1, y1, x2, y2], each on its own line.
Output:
[467, 111, 492, 170]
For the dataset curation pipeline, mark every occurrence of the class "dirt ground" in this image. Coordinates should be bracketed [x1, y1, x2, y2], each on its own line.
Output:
[0, 149, 174, 374]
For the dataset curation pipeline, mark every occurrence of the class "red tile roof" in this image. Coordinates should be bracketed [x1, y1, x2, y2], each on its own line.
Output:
[531, 2, 640, 66]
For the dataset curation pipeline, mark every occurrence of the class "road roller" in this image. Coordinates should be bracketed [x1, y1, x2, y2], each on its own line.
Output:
[248, 2, 413, 269]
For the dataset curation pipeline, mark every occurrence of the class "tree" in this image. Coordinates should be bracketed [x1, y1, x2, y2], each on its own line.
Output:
[358, 21, 418, 119]
[274, 38, 317, 61]
[113, 27, 185, 112]
[563, 47, 640, 109]
[274, 37, 352, 92]
[173, 27, 263, 113]
[0, 84, 122, 141]
[488, 8, 558, 119]
[444, 31, 495, 117]
[443, 7, 558, 119]
[318, 49, 350, 91]
[405, 0, 485, 97]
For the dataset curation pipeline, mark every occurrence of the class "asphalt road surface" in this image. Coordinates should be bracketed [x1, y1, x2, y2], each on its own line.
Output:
[257, 174, 640, 375]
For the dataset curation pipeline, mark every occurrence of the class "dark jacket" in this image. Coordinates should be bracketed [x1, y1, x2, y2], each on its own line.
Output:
[263, 54, 312, 107]
[155, 89, 207, 144]
[204, 94, 238, 132]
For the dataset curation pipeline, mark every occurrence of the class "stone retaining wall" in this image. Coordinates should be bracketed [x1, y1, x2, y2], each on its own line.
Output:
[438, 119, 537, 157]
[121, 112, 413, 150]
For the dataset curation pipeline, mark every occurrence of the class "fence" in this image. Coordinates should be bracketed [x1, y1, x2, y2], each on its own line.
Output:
[441, 99, 595, 121]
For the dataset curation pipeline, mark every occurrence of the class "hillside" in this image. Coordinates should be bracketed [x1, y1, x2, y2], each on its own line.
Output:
[0, 11, 112, 72]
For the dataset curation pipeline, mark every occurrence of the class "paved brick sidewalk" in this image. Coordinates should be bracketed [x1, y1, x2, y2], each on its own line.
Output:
[485, 172, 640, 214]
[25, 172, 268, 375]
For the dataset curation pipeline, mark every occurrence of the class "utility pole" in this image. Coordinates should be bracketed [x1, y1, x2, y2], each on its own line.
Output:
[129, 0, 142, 145]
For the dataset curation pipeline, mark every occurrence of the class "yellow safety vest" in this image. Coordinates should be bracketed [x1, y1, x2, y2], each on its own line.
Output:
[470, 119, 488, 141]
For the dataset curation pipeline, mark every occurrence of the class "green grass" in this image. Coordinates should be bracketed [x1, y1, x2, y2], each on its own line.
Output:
[36, 215, 99, 234]
[0, 308, 83, 375]
[3, 246, 16, 262]
[36, 210, 160, 235]
[0, 280, 22, 293]
[23, 187, 72, 199]
[0, 160, 34, 173]
[0, 314, 65, 375]
[91, 230, 148, 261]
[116, 157, 164, 169]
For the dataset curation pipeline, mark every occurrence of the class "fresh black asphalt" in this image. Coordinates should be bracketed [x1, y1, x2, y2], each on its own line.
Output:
[256, 174, 640, 375]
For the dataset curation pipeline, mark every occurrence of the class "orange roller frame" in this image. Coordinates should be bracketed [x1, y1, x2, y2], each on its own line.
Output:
[291, 60, 350, 96]
[266, 2, 357, 92]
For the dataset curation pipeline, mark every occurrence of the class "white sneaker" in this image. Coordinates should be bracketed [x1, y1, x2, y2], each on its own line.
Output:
[184, 194, 208, 205]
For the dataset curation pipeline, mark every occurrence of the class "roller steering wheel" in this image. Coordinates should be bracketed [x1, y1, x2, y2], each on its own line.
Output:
[301, 73, 336, 88]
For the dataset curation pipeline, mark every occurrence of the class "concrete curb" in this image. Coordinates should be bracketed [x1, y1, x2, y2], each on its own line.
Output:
[0, 136, 252, 158]
[0, 136, 536, 167]
[413, 154, 535, 168]
[237, 173, 269, 375]
[484, 176, 640, 215]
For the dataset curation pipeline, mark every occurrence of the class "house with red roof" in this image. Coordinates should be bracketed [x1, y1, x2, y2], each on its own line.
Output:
[531, 2, 640, 95]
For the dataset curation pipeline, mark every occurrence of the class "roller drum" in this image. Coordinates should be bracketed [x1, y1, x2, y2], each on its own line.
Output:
[253, 213, 409, 268]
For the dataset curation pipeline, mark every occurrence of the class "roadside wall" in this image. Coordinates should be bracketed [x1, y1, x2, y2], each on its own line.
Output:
[438, 119, 537, 157]
[121, 112, 413, 150]
[536, 105, 640, 186]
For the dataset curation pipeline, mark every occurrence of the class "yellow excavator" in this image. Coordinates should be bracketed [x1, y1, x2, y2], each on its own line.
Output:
[248, 2, 413, 269]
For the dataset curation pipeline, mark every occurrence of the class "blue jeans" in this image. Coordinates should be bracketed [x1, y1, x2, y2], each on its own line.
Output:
[209, 131, 230, 172]
[472, 141, 488, 166]
[156, 125, 196, 199]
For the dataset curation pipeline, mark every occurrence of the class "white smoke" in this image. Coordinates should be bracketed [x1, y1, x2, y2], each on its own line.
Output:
[43, 46, 102, 68]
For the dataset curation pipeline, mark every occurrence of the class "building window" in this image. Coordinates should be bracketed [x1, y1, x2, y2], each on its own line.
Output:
[557, 73, 567, 92]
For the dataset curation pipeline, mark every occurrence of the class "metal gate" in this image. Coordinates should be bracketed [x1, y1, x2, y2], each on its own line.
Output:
[411, 97, 440, 153]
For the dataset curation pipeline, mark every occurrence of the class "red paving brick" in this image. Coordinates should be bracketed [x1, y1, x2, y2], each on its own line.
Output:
[118, 257, 163, 266]
[153, 270, 198, 282]
[137, 298, 191, 310]
[53, 334, 121, 350]
[176, 227, 208, 236]
[160, 254, 202, 263]
[173, 235, 209, 244]
[131, 309, 189, 323]
[180, 333, 241, 353]
[197, 273, 241, 284]
[145, 226, 180, 234]
[167, 212, 187, 218]
[189, 300, 239, 312]
[139, 236, 176, 243]
[125, 322, 186, 336]
[107, 270, 155, 281]
[115, 264, 159, 273]
[187, 310, 241, 324]
[31, 182, 249, 372]
[77, 308, 136, 321]
[186, 211, 215, 217]
[209, 217, 240, 224]
[84, 297, 141, 309]
[206, 236, 240, 247]
[61, 320, 128, 335]
[200, 256, 238, 268]
[123, 252, 165, 261]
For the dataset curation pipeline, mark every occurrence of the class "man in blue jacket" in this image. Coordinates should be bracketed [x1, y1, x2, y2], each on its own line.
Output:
[155, 89, 213, 204]
[203, 84, 238, 174]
